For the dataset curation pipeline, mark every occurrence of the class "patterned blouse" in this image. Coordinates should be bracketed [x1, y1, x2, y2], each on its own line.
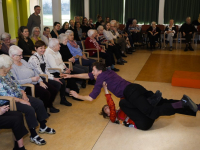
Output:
[0, 71, 23, 98]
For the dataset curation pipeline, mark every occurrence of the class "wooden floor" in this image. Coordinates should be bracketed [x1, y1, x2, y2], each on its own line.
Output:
[1, 45, 200, 150]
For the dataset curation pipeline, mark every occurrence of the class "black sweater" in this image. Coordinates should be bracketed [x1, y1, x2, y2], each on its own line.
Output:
[179, 23, 197, 34]
[18, 38, 35, 55]
[146, 26, 161, 35]
[69, 26, 80, 41]
[59, 44, 73, 62]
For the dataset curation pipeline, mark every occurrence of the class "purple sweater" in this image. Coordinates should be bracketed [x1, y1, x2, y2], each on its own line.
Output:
[89, 70, 131, 99]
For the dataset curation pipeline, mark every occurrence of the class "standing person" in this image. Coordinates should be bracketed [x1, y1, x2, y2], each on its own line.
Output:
[105, 17, 110, 24]
[69, 19, 80, 41]
[27, 5, 41, 33]
[179, 17, 197, 51]
[164, 19, 177, 51]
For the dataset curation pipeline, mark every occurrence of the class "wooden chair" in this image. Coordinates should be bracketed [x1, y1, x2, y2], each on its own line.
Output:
[81, 40, 100, 62]
[164, 25, 179, 49]
[178, 31, 196, 49]
[0, 96, 17, 111]
[141, 25, 151, 46]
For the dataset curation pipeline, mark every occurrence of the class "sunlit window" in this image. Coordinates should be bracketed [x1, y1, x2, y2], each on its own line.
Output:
[61, 0, 70, 24]
[42, 0, 53, 26]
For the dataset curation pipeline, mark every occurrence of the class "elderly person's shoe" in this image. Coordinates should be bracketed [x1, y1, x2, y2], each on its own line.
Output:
[49, 107, 60, 113]
[30, 135, 46, 145]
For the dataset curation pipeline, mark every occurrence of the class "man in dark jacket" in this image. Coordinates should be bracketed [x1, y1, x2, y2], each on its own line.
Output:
[180, 17, 197, 51]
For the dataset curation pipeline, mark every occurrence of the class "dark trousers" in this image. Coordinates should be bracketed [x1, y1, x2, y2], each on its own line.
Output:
[73, 63, 89, 73]
[0, 111, 28, 141]
[121, 83, 196, 130]
[16, 95, 48, 129]
[108, 45, 122, 60]
[132, 32, 143, 43]
[76, 58, 96, 72]
[183, 33, 193, 43]
[51, 72, 79, 93]
[25, 80, 58, 108]
[48, 78, 65, 98]
[128, 35, 134, 47]
[92, 51, 115, 67]
[148, 34, 159, 47]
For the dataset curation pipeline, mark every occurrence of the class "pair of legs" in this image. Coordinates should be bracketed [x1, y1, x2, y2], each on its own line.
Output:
[148, 34, 159, 48]
[166, 33, 174, 47]
[25, 80, 58, 110]
[182, 33, 194, 51]
[0, 111, 28, 150]
[132, 32, 143, 43]
[92, 51, 115, 67]
[116, 37, 126, 53]
[120, 83, 197, 130]
[16, 95, 54, 145]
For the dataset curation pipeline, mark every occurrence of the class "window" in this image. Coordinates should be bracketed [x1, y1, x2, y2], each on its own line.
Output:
[42, 0, 53, 26]
[61, 0, 70, 24]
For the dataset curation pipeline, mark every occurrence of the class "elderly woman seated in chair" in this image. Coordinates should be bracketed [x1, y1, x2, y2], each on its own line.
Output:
[44, 38, 80, 100]
[0, 54, 56, 146]
[9, 45, 60, 113]
[0, 32, 14, 55]
[65, 30, 96, 73]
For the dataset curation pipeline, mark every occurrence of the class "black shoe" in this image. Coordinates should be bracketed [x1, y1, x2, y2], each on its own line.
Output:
[122, 59, 127, 63]
[148, 90, 162, 106]
[126, 51, 132, 54]
[111, 68, 119, 72]
[117, 60, 124, 65]
[88, 79, 96, 85]
[184, 45, 188, 51]
[72, 97, 84, 101]
[60, 97, 72, 106]
[49, 107, 60, 113]
[188, 45, 194, 51]
[47, 113, 51, 117]
[169, 46, 173, 51]
[81, 80, 86, 88]
[121, 53, 127, 57]
[181, 95, 198, 112]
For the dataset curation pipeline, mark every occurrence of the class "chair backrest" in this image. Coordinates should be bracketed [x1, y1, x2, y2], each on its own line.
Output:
[156, 25, 165, 34]
[197, 25, 200, 33]
[141, 25, 150, 34]
[119, 24, 125, 31]
[81, 40, 86, 51]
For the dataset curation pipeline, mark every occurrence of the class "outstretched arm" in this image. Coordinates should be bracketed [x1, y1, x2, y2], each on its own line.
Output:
[70, 90, 93, 101]
[61, 73, 90, 79]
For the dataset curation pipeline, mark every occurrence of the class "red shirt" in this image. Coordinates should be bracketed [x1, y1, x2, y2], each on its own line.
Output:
[85, 37, 102, 56]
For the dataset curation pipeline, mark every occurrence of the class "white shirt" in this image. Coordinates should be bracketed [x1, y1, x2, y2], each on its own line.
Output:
[28, 52, 54, 80]
[44, 47, 67, 73]
[103, 30, 116, 40]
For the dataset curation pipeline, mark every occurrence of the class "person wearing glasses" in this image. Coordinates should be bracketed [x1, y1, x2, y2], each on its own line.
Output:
[0, 32, 14, 55]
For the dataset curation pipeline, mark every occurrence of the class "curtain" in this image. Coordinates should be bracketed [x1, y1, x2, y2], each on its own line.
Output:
[125, 0, 159, 24]
[89, 0, 124, 23]
[70, 0, 84, 20]
[164, 0, 200, 24]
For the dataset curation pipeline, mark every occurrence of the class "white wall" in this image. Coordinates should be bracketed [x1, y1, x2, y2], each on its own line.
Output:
[0, 0, 5, 35]
[158, 0, 165, 24]
[84, 0, 89, 19]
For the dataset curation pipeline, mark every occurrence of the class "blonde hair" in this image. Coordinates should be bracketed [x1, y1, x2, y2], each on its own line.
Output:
[31, 27, 41, 38]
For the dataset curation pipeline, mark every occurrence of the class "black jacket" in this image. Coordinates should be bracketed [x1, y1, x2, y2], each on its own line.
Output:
[164, 26, 177, 38]
[69, 26, 80, 41]
[59, 44, 73, 62]
[18, 38, 35, 55]
[179, 23, 197, 34]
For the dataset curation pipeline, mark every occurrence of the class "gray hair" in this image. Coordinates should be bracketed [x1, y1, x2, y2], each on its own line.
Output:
[87, 29, 95, 37]
[9, 45, 23, 57]
[110, 20, 117, 25]
[31, 27, 40, 38]
[1, 32, 11, 41]
[97, 25, 104, 31]
[65, 30, 74, 38]
[151, 21, 156, 25]
[0, 54, 13, 69]
[48, 38, 59, 49]
[58, 33, 68, 43]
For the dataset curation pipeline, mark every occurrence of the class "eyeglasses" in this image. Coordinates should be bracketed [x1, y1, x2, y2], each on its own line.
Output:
[15, 54, 23, 57]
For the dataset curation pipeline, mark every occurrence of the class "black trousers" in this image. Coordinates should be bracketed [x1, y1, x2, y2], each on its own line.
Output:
[16, 95, 48, 129]
[132, 32, 143, 43]
[182, 33, 193, 43]
[48, 78, 65, 98]
[0, 111, 28, 141]
[25, 80, 58, 108]
[92, 51, 115, 66]
[108, 45, 122, 60]
[148, 34, 159, 46]
[52, 72, 79, 93]
[120, 83, 196, 130]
